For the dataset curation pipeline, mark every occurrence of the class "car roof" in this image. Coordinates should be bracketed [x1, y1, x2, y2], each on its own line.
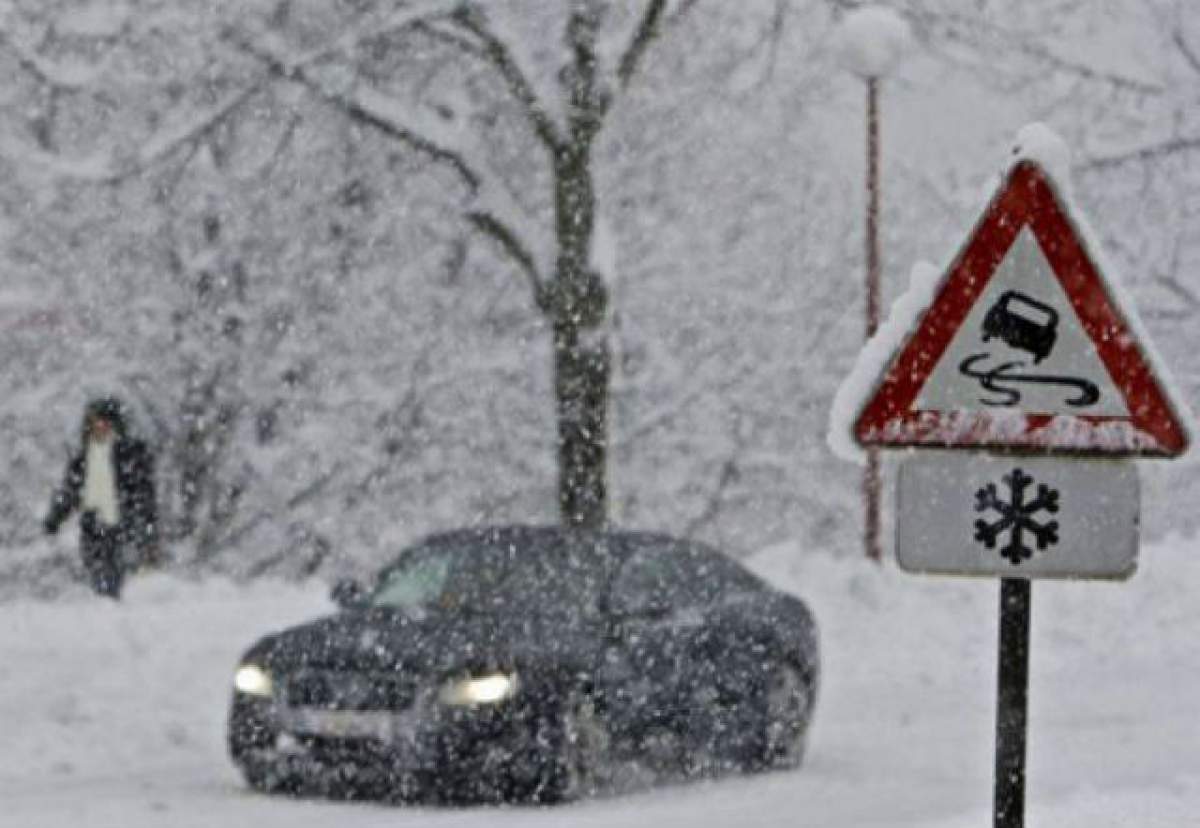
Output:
[413, 524, 720, 559]
[379, 525, 766, 604]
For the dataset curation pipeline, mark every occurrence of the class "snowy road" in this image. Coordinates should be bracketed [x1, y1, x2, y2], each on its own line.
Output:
[2, 539, 1198, 827]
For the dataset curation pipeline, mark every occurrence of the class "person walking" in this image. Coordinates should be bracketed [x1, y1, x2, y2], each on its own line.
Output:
[43, 397, 159, 599]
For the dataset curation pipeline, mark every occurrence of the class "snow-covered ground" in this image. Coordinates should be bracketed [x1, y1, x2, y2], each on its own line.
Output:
[2, 536, 1197, 827]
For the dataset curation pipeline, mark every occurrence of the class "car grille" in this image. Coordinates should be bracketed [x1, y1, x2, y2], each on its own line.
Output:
[283, 669, 419, 712]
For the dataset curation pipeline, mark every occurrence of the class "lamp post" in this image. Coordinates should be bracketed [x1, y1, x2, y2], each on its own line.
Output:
[834, 5, 911, 562]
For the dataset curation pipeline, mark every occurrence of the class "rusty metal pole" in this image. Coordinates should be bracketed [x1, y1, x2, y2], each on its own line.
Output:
[864, 76, 883, 562]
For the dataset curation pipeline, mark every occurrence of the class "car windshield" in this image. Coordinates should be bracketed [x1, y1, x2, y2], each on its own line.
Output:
[367, 532, 606, 618]
[369, 553, 454, 612]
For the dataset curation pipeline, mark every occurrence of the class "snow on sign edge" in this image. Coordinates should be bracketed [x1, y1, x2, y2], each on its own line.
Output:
[826, 122, 1198, 465]
[828, 259, 939, 465]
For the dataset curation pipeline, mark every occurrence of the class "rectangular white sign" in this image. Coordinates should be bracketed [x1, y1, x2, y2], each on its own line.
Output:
[897, 453, 1138, 580]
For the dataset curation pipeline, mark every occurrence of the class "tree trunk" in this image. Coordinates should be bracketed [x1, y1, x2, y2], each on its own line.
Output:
[550, 142, 609, 528]
[553, 322, 609, 528]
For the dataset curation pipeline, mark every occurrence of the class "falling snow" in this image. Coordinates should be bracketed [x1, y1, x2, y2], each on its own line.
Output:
[2, 2, 1200, 826]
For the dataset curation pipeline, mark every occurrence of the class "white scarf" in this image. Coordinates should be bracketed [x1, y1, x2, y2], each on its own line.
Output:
[83, 437, 120, 527]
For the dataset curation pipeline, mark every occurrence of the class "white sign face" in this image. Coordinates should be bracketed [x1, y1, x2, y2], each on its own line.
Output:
[897, 453, 1139, 580]
[915, 229, 1128, 417]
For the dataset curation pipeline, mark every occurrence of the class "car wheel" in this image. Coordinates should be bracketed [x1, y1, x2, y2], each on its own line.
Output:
[236, 754, 294, 794]
[697, 656, 811, 773]
[761, 662, 811, 769]
[535, 690, 610, 803]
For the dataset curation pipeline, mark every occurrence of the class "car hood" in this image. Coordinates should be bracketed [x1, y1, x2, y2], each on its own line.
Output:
[246, 607, 601, 677]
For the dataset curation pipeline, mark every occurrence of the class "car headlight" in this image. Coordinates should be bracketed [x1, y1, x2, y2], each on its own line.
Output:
[233, 663, 274, 697]
[438, 672, 519, 706]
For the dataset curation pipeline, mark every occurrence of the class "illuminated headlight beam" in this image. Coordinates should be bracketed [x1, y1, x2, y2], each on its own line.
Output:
[439, 673, 519, 706]
[233, 663, 274, 697]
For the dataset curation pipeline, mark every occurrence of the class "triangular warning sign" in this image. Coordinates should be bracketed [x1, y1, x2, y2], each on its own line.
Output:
[854, 160, 1189, 457]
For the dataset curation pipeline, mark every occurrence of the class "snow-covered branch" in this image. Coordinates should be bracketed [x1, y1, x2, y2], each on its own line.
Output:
[226, 30, 483, 192]
[0, 84, 261, 183]
[617, 0, 668, 89]
[466, 210, 544, 296]
[1082, 135, 1200, 170]
[0, 29, 110, 90]
[449, 3, 565, 152]
[909, 8, 1166, 96]
[1172, 27, 1200, 75]
[228, 22, 554, 291]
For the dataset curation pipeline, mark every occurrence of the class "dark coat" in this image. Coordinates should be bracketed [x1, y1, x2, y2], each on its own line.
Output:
[43, 399, 159, 560]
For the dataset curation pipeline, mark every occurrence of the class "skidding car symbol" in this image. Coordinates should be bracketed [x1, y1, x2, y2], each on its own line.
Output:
[982, 291, 1058, 363]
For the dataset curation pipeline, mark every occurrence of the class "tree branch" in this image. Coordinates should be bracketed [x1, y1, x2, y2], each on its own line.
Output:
[1173, 27, 1200, 76]
[563, 1, 612, 129]
[450, 3, 564, 152]
[908, 9, 1165, 96]
[411, 18, 486, 58]
[684, 425, 746, 539]
[226, 30, 482, 192]
[466, 210, 543, 296]
[135, 85, 263, 171]
[231, 24, 547, 302]
[617, 0, 669, 89]
[0, 29, 107, 91]
[1081, 135, 1200, 170]
[0, 84, 261, 183]
[1156, 274, 1200, 310]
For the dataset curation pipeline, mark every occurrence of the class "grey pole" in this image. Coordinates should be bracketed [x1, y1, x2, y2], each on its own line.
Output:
[864, 75, 882, 562]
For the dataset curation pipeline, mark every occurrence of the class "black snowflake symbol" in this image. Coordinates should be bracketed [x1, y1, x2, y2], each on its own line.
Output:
[974, 468, 1060, 565]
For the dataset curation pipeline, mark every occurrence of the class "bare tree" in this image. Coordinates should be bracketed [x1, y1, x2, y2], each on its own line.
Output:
[221, 0, 749, 529]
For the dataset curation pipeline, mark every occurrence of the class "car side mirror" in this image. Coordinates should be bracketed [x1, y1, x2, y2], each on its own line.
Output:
[331, 578, 367, 610]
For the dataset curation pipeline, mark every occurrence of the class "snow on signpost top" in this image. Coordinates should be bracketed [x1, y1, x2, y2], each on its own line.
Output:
[1010, 122, 1071, 191]
[833, 5, 912, 79]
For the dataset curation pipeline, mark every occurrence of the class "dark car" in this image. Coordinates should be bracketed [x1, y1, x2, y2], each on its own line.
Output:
[227, 526, 819, 803]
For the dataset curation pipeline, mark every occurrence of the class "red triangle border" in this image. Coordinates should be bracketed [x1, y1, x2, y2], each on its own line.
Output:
[853, 161, 1188, 457]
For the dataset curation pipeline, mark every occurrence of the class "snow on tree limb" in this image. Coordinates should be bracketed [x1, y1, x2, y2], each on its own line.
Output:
[1082, 135, 1200, 170]
[411, 18, 486, 58]
[226, 30, 483, 192]
[449, 3, 565, 152]
[0, 85, 262, 183]
[466, 210, 544, 295]
[1171, 27, 1200, 75]
[617, 0, 668, 89]
[908, 7, 1165, 95]
[0, 29, 111, 90]
[135, 86, 264, 174]
[228, 16, 552, 294]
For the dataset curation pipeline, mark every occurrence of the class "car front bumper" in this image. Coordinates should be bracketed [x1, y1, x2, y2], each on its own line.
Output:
[228, 692, 557, 800]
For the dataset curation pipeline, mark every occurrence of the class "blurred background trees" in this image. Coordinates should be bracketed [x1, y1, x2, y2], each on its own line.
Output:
[1, 0, 1197, 589]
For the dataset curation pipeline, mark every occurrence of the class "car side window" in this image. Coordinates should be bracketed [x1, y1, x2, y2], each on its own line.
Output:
[611, 537, 762, 617]
[610, 540, 705, 616]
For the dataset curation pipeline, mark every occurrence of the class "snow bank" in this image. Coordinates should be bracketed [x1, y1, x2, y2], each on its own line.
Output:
[0, 574, 331, 796]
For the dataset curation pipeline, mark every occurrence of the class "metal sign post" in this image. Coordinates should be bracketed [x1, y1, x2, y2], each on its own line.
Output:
[994, 577, 1030, 828]
[897, 452, 1138, 828]
[839, 133, 1191, 827]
